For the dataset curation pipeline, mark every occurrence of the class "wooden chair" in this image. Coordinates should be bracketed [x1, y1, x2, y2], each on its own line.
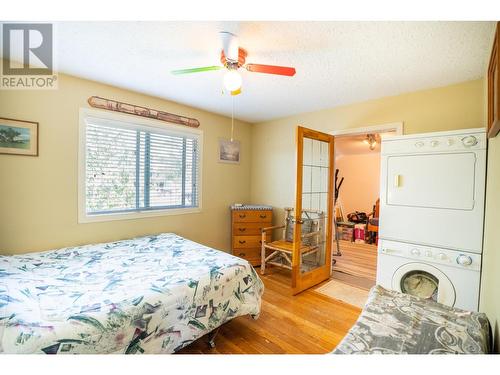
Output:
[260, 207, 325, 275]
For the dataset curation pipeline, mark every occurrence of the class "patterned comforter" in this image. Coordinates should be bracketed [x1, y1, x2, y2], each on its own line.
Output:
[0, 233, 264, 354]
[333, 285, 490, 354]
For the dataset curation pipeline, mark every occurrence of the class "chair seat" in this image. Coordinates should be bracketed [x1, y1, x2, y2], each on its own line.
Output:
[264, 240, 318, 254]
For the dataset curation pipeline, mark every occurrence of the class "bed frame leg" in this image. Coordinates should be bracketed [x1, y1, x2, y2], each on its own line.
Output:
[207, 327, 220, 349]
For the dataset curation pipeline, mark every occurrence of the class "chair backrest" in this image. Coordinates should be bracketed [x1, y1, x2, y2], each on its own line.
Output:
[283, 207, 325, 246]
[374, 199, 380, 218]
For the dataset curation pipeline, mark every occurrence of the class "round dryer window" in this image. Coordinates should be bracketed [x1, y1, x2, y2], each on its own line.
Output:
[392, 263, 456, 307]
[401, 270, 438, 301]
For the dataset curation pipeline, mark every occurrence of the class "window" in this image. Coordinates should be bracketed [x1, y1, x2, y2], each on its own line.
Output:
[79, 109, 202, 222]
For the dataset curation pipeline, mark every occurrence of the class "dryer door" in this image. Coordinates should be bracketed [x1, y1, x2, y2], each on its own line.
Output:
[392, 262, 456, 307]
[386, 153, 476, 210]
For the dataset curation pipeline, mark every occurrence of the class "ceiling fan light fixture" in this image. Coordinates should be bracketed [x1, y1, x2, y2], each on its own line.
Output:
[223, 70, 242, 92]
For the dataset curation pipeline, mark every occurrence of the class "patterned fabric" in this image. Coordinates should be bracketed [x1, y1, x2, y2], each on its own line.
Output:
[0, 233, 264, 354]
[332, 285, 490, 354]
[230, 204, 273, 211]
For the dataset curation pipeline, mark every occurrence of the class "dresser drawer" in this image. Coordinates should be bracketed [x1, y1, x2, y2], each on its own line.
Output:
[232, 210, 272, 223]
[233, 235, 270, 249]
[232, 222, 272, 236]
[233, 247, 261, 266]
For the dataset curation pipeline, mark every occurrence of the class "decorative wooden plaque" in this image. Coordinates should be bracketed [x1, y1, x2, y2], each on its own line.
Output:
[87, 96, 200, 128]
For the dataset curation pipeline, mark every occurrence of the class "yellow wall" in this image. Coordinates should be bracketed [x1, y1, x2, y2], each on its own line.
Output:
[0, 73, 252, 255]
[481, 134, 500, 352]
[250, 79, 485, 211]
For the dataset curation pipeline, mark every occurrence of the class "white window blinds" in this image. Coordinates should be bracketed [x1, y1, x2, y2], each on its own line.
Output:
[84, 117, 201, 216]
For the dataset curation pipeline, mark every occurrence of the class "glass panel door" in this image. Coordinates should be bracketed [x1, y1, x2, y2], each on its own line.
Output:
[292, 126, 334, 294]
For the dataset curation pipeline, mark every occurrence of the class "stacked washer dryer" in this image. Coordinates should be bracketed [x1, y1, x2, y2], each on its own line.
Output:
[376, 128, 486, 311]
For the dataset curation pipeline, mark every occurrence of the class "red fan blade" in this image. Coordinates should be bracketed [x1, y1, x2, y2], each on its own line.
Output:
[245, 64, 296, 76]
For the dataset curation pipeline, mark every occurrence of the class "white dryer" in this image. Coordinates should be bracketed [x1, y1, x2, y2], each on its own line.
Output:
[379, 128, 486, 253]
[377, 240, 481, 311]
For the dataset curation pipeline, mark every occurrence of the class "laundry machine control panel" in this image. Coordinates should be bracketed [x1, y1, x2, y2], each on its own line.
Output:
[381, 128, 486, 155]
[379, 240, 481, 272]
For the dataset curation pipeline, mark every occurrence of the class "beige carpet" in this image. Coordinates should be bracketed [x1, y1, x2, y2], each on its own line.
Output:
[315, 279, 369, 308]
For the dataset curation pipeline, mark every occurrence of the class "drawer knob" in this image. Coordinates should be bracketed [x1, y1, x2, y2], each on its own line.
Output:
[259, 214, 267, 219]
[238, 228, 246, 232]
[239, 240, 246, 244]
[238, 252, 246, 257]
[239, 214, 246, 218]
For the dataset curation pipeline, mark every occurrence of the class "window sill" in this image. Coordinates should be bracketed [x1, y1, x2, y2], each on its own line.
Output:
[78, 207, 202, 224]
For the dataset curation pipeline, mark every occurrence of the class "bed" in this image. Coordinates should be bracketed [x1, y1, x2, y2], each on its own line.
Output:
[332, 285, 490, 354]
[0, 233, 264, 354]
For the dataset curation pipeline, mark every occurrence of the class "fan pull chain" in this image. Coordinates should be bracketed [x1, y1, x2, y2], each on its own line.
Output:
[231, 95, 234, 142]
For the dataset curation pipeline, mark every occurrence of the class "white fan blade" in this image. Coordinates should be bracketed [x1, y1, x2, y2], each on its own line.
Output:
[219, 31, 239, 62]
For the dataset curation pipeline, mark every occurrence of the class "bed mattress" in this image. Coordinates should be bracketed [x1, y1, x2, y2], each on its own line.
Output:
[332, 285, 490, 354]
[0, 233, 264, 354]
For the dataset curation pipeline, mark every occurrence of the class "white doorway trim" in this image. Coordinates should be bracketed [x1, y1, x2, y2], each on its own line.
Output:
[329, 122, 404, 137]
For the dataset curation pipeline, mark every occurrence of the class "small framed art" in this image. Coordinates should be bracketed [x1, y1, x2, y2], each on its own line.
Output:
[0, 118, 39, 156]
[218, 138, 240, 164]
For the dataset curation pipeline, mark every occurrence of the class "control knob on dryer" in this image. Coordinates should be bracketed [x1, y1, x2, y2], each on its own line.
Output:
[456, 254, 473, 266]
[437, 253, 447, 261]
[461, 136, 478, 147]
[411, 248, 420, 256]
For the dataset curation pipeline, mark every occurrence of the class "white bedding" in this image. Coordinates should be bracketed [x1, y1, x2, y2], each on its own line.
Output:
[0, 233, 264, 354]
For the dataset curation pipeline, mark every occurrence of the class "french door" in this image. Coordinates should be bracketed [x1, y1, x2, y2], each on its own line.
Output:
[292, 126, 335, 294]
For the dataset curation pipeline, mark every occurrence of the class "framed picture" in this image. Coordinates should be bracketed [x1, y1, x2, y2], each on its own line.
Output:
[488, 22, 500, 138]
[0, 117, 39, 156]
[218, 138, 240, 164]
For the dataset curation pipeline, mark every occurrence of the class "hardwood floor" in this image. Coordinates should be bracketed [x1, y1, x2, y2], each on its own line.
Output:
[332, 240, 377, 289]
[178, 268, 361, 354]
[331, 270, 375, 290]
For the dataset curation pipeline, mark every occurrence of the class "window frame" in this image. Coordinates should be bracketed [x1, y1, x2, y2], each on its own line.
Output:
[78, 108, 203, 223]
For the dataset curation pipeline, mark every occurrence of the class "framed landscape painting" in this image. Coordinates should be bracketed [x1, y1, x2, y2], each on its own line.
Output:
[218, 138, 240, 164]
[0, 118, 39, 156]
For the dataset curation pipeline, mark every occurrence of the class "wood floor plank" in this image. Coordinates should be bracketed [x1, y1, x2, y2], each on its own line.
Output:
[178, 268, 360, 354]
[333, 240, 378, 280]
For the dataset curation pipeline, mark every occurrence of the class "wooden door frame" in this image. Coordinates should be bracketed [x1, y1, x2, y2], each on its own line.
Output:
[292, 126, 335, 295]
[329, 122, 403, 138]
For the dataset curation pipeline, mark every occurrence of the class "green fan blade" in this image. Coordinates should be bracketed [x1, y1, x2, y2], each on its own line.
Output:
[171, 66, 222, 75]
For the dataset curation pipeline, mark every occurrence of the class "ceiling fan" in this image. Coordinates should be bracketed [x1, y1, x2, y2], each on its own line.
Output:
[171, 31, 296, 95]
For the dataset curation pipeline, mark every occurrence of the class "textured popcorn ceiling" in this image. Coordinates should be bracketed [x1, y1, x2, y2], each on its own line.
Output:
[50, 21, 495, 122]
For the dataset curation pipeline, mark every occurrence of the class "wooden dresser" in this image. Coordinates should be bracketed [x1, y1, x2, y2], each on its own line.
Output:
[231, 205, 273, 266]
